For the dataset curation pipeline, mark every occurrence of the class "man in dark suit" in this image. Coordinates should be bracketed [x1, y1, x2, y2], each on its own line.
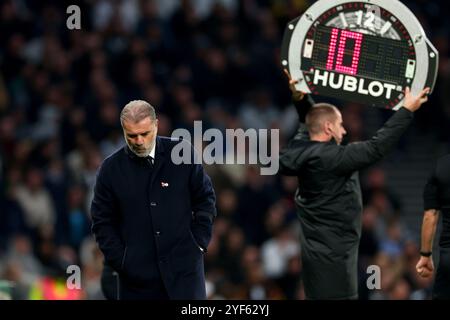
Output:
[91, 100, 216, 300]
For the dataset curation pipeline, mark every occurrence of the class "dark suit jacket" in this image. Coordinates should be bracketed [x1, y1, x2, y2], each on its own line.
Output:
[91, 136, 216, 299]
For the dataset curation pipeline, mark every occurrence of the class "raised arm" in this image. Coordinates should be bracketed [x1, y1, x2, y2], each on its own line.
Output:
[279, 70, 316, 175]
[329, 87, 430, 175]
[283, 68, 314, 139]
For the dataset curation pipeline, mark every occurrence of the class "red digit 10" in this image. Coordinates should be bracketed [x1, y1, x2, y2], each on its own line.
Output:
[326, 28, 363, 75]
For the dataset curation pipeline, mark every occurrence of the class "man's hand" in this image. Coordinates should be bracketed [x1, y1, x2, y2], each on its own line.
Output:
[416, 256, 434, 278]
[283, 68, 304, 101]
[403, 87, 430, 112]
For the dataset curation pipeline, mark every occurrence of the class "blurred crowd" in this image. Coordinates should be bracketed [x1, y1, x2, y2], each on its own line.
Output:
[0, 0, 449, 300]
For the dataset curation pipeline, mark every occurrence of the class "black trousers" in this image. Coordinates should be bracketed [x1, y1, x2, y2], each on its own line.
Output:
[433, 247, 450, 300]
[101, 264, 169, 300]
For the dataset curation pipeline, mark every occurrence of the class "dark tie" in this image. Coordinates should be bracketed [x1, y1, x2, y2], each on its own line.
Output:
[147, 156, 154, 169]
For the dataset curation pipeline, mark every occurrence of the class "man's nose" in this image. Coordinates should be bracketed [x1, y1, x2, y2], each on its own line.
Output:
[135, 136, 143, 145]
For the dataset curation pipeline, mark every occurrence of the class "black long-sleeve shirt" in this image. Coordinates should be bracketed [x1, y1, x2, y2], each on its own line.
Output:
[279, 96, 414, 299]
[423, 154, 450, 248]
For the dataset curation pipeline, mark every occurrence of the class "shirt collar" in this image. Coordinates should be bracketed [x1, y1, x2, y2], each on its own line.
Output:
[148, 140, 156, 159]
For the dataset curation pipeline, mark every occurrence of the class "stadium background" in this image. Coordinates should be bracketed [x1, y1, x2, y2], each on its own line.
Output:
[0, 0, 449, 300]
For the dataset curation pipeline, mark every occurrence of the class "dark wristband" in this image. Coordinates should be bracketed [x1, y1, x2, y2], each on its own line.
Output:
[420, 251, 432, 257]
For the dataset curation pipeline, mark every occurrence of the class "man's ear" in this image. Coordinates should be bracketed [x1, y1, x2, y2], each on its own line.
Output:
[323, 121, 333, 136]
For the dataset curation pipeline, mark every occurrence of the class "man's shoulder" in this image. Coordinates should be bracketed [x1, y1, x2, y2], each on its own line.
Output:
[158, 136, 202, 166]
[311, 140, 341, 155]
[99, 146, 127, 169]
[313, 142, 348, 165]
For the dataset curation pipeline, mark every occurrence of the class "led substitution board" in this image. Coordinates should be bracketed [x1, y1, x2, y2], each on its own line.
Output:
[281, 0, 439, 110]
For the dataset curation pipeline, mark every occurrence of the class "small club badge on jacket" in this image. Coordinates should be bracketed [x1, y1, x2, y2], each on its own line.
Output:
[161, 182, 169, 187]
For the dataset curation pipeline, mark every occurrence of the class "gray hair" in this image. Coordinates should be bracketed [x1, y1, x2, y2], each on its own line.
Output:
[120, 100, 156, 127]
